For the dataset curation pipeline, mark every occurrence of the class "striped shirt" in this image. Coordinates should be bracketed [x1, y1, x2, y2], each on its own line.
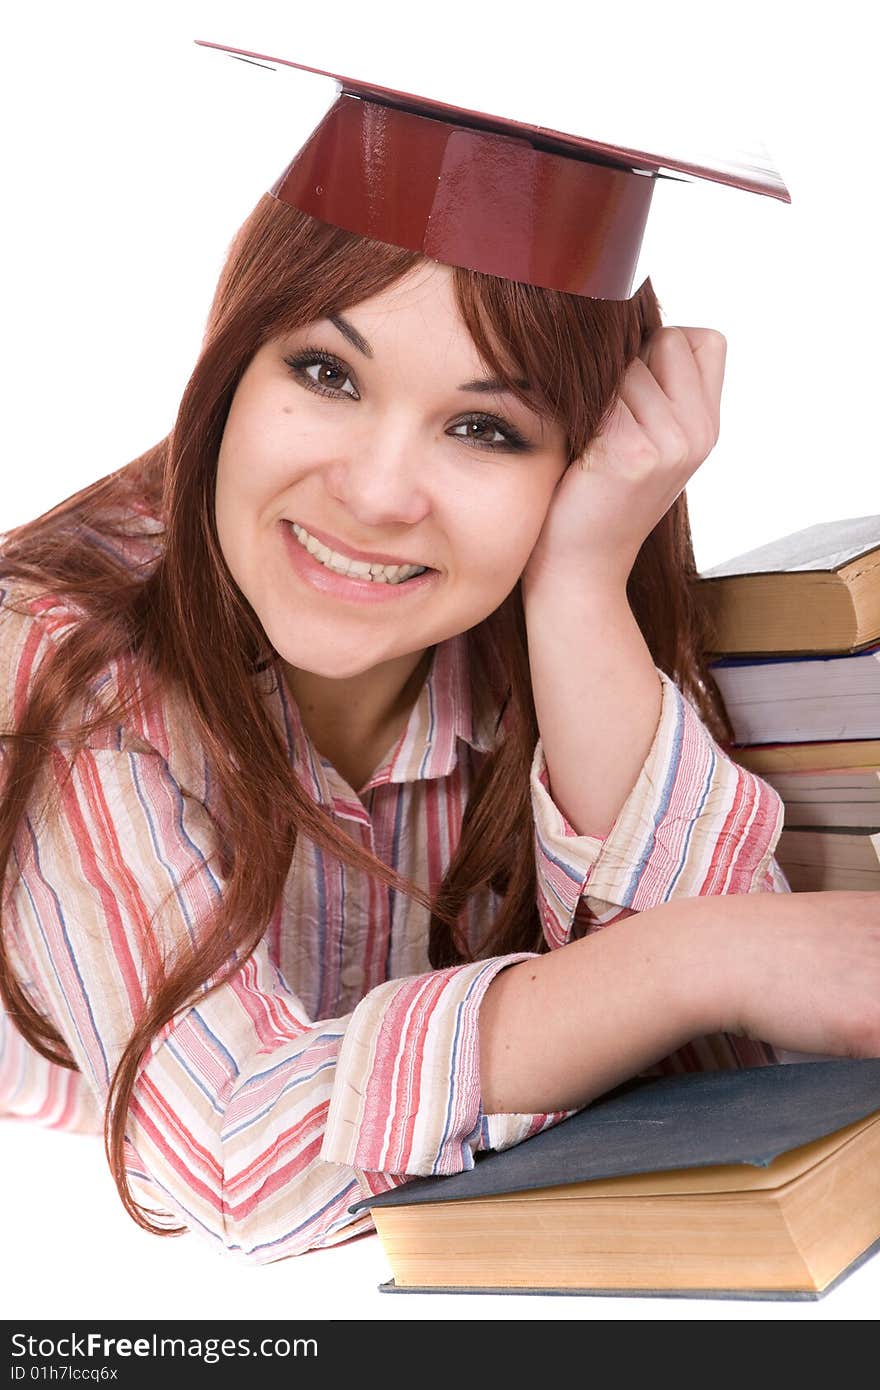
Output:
[0, 502, 788, 1264]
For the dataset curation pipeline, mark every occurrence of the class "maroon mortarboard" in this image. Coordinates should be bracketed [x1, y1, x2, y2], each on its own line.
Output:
[195, 39, 790, 302]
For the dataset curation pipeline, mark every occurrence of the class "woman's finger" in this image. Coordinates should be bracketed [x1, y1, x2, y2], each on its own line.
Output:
[639, 327, 724, 446]
[618, 357, 698, 465]
[676, 326, 726, 436]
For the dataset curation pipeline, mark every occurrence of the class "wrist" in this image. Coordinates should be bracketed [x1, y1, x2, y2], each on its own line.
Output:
[521, 558, 634, 612]
[523, 515, 643, 596]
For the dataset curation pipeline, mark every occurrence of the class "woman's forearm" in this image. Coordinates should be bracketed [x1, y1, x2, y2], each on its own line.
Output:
[479, 902, 708, 1114]
[522, 576, 662, 839]
[480, 889, 880, 1115]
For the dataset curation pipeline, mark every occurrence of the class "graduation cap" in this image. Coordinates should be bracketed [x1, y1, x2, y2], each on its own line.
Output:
[195, 39, 790, 302]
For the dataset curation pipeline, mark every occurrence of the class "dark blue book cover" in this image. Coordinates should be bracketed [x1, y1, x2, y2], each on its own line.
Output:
[350, 1061, 880, 1300]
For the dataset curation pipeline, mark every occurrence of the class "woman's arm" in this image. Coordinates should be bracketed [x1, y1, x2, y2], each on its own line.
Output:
[523, 576, 661, 838]
[479, 889, 880, 1114]
[521, 325, 726, 838]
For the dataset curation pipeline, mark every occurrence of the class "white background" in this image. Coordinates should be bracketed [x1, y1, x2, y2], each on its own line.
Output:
[3, 0, 878, 1323]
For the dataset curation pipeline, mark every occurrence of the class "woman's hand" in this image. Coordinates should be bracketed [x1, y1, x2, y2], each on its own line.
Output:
[523, 326, 727, 594]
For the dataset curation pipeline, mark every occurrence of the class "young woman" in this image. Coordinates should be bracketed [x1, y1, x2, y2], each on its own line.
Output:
[2, 188, 879, 1265]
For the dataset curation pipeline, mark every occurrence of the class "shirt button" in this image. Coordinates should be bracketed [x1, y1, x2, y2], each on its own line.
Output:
[341, 965, 362, 990]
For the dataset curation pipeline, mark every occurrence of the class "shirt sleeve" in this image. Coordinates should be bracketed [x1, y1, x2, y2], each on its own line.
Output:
[531, 668, 789, 949]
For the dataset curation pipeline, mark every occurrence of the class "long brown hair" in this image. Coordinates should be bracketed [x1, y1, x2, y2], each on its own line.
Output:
[0, 195, 733, 1237]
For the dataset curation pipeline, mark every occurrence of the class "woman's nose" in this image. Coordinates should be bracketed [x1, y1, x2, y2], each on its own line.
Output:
[325, 417, 432, 528]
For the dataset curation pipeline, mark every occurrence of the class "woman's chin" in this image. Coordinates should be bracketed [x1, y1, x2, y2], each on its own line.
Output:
[275, 644, 405, 682]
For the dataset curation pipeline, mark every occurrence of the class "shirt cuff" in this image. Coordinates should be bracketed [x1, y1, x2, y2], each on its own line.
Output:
[321, 955, 564, 1178]
[348, 1104, 574, 1209]
[478, 1107, 574, 1152]
[531, 668, 785, 948]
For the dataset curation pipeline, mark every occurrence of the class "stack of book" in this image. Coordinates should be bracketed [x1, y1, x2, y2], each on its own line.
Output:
[697, 514, 880, 891]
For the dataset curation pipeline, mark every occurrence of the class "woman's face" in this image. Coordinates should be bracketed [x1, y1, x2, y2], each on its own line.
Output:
[215, 261, 568, 680]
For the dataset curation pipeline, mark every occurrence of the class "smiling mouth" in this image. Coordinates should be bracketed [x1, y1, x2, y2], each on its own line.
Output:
[286, 520, 430, 585]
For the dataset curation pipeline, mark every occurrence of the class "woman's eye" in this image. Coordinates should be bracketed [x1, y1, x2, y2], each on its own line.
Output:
[281, 355, 530, 451]
[283, 351, 359, 399]
[305, 361, 357, 397]
[449, 417, 529, 451]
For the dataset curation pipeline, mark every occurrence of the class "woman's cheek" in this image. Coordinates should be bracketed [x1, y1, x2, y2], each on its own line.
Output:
[480, 531, 538, 596]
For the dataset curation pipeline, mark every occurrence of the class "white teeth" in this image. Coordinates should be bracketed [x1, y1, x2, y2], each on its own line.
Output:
[289, 522, 427, 584]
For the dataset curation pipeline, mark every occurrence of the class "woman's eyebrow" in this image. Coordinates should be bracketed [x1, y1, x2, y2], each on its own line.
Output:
[327, 313, 530, 394]
[328, 314, 373, 359]
[458, 376, 531, 394]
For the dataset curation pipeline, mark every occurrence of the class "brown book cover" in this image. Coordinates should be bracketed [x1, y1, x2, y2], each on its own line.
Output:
[731, 738, 880, 775]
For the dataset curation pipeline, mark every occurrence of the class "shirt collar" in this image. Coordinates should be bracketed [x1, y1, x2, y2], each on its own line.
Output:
[258, 631, 498, 807]
[371, 629, 498, 790]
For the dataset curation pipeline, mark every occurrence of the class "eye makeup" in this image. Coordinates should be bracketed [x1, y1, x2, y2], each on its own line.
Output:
[284, 347, 359, 399]
[282, 347, 534, 452]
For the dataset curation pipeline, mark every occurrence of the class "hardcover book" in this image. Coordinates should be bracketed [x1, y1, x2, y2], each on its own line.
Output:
[697, 515, 880, 656]
[761, 768, 880, 830]
[732, 738, 880, 775]
[708, 643, 880, 745]
[351, 1061, 880, 1300]
[776, 826, 880, 891]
